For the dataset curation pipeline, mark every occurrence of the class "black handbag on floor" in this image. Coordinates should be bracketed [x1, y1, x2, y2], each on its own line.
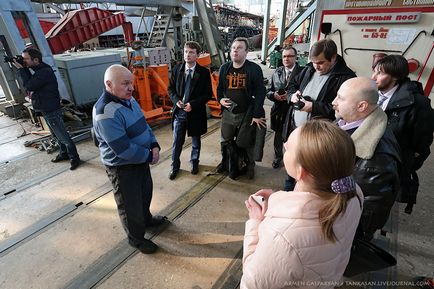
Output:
[344, 238, 397, 277]
[344, 198, 397, 277]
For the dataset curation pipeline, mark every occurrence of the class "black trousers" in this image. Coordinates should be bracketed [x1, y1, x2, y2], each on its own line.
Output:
[106, 163, 153, 246]
[273, 128, 284, 161]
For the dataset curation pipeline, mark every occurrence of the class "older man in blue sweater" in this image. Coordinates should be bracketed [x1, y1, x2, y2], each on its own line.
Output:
[93, 64, 166, 254]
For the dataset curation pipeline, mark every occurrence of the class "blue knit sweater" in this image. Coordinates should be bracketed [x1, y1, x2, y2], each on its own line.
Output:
[92, 90, 160, 166]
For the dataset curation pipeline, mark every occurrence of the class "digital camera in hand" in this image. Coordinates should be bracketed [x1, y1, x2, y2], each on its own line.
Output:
[227, 100, 238, 113]
[294, 95, 312, 110]
[277, 88, 286, 95]
[4, 55, 24, 66]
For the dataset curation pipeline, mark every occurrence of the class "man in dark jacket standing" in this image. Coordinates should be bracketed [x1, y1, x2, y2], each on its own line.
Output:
[372, 55, 433, 214]
[333, 77, 401, 240]
[14, 48, 80, 170]
[283, 39, 356, 190]
[168, 41, 212, 180]
[217, 37, 266, 179]
[266, 45, 302, 169]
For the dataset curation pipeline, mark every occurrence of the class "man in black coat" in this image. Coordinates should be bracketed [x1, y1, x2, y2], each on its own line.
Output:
[282, 39, 356, 190]
[216, 37, 266, 180]
[168, 41, 212, 180]
[14, 47, 80, 170]
[372, 55, 433, 214]
[333, 77, 401, 240]
[266, 45, 302, 169]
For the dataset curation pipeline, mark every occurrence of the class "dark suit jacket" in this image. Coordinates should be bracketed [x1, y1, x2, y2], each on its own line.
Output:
[168, 62, 212, 136]
[266, 63, 302, 132]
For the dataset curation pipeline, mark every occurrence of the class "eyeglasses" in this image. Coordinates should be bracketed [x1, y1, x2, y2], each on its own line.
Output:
[283, 55, 296, 58]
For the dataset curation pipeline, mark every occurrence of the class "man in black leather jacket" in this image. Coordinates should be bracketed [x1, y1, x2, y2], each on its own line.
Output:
[282, 39, 356, 190]
[266, 46, 302, 169]
[333, 77, 401, 240]
[372, 55, 433, 214]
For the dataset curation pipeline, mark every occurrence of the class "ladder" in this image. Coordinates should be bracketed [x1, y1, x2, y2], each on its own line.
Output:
[147, 9, 172, 47]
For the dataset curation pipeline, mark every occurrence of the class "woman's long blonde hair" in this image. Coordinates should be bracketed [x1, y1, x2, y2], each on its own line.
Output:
[297, 120, 357, 242]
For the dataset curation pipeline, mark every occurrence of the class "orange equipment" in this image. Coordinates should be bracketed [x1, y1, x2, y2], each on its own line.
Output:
[131, 56, 172, 122]
[197, 53, 221, 118]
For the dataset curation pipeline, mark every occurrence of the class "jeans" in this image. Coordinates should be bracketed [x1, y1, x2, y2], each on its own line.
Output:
[43, 108, 79, 160]
[106, 163, 153, 246]
[171, 113, 201, 171]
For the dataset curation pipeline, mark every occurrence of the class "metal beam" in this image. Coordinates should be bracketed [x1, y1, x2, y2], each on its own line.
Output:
[0, 0, 70, 103]
[276, 0, 289, 48]
[260, 0, 272, 64]
[267, 0, 317, 56]
[33, 0, 182, 8]
[194, 0, 225, 67]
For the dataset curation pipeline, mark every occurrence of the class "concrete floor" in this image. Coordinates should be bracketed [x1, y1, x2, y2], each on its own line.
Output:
[0, 54, 433, 289]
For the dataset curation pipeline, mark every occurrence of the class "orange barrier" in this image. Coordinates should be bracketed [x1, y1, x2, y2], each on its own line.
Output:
[132, 57, 172, 122]
[197, 54, 221, 118]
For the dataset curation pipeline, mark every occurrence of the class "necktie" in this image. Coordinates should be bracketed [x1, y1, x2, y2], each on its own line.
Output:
[286, 70, 291, 85]
[183, 69, 192, 103]
[377, 92, 388, 108]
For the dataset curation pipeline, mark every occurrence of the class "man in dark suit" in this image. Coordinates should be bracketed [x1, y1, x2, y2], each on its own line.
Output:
[168, 41, 212, 180]
[266, 45, 302, 169]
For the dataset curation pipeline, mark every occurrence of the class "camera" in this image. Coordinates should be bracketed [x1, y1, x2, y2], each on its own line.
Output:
[226, 99, 238, 113]
[4, 55, 25, 66]
[293, 95, 312, 110]
[277, 88, 286, 95]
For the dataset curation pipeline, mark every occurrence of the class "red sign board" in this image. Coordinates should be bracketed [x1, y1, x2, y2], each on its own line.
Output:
[347, 12, 421, 23]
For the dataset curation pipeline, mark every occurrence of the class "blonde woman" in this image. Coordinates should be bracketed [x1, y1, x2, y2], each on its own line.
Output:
[241, 120, 363, 289]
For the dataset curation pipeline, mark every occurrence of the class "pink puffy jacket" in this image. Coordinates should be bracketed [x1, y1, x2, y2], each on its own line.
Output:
[241, 190, 362, 289]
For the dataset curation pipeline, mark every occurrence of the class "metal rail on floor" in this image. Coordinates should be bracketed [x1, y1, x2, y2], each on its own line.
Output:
[0, 121, 223, 255]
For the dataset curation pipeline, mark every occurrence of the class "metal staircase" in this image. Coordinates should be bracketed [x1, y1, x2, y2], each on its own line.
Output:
[147, 10, 172, 47]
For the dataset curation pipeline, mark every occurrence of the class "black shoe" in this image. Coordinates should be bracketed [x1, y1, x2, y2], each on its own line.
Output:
[148, 215, 167, 227]
[404, 203, 413, 214]
[216, 162, 226, 173]
[169, 170, 178, 180]
[228, 170, 240, 180]
[272, 159, 281, 169]
[70, 158, 81, 170]
[130, 239, 158, 254]
[191, 163, 199, 175]
[246, 167, 254, 180]
[51, 154, 69, 163]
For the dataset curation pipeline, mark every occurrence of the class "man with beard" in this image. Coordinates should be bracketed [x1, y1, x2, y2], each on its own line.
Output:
[372, 55, 433, 214]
